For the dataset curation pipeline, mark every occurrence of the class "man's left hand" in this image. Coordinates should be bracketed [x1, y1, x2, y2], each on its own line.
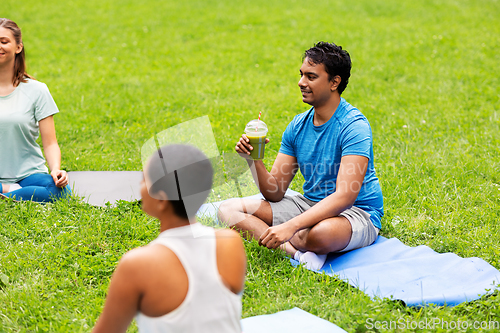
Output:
[259, 223, 297, 249]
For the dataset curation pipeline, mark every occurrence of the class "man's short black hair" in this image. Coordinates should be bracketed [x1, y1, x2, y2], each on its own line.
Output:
[303, 41, 352, 95]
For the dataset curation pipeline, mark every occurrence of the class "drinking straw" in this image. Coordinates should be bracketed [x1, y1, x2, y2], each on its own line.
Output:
[256, 111, 262, 131]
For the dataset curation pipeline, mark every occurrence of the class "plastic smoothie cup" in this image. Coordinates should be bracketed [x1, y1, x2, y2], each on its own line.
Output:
[245, 119, 268, 160]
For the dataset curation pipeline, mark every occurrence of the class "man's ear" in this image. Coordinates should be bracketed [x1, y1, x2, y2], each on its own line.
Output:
[330, 75, 341, 92]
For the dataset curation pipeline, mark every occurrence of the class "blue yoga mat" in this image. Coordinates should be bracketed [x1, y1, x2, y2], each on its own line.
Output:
[241, 307, 346, 333]
[293, 236, 500, 306]
[198, 192, 500, 307]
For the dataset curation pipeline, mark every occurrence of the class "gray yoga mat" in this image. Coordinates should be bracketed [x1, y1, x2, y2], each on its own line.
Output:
[68, 171, 143, 207]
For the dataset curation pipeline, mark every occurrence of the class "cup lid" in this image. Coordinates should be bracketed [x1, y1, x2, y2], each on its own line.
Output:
[245, 119, 268, 133]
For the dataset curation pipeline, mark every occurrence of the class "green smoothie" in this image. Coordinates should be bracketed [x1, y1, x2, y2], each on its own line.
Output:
[246, 134, 266, 160]
[244, 119, 268, 160]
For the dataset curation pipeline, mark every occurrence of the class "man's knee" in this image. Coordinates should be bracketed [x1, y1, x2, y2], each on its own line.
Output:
[302, 219, 351, 254]
[219, 198, 265, 215]
[217, 198, 272, 227]
[299, 228, 331, 254]
[217, 198, 252, 226]
[217, 199, 239, 222]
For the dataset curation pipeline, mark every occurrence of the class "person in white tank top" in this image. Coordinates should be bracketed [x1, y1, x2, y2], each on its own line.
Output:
[92, 144, 246, 333]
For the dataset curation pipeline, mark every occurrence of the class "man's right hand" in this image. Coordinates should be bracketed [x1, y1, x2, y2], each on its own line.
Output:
[235, 134, 270, 158]
[234, 135, 297, 202]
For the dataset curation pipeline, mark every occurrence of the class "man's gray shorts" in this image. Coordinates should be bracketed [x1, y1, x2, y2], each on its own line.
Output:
[268, 194, 379, 252]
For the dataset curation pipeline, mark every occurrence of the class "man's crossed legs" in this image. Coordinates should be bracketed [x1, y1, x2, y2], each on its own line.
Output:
[218, 195, 379, 270]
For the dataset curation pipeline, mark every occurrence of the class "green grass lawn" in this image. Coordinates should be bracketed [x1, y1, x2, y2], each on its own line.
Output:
[2, 0, 500, 331]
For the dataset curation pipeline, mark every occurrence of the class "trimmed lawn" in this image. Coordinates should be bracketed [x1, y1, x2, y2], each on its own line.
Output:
[1, 0, 499, 331]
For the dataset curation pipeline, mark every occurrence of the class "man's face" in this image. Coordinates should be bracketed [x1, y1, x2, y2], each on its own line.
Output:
[298, 58, 334, 107]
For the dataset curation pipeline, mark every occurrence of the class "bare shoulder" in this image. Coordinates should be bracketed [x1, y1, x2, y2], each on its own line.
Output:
[117, 244, 180, 278]
[215, 228, 246, 294]
[120, 245, 156, 264]
[215, 228, 247, 258]
[113, 247, 152, 280]
[215, 228, 243, 241]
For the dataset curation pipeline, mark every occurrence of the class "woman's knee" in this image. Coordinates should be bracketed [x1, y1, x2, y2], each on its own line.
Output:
[32, 174, 71, 195]
[16, 174, 71, 202]
[41, 180, 69, 202]
[23, 173, 54, 186]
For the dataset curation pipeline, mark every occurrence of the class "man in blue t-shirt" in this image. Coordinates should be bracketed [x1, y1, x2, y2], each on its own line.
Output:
[218, 42, 383, 270]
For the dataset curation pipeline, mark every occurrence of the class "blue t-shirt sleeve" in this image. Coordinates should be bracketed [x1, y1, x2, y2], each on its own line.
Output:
[340, 118, 371, 159]
[34, 83, 59, 122]
[279, 119, 296, 157]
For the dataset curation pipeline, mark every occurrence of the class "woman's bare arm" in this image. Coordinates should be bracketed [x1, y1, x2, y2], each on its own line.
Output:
[39, 116, 68, 187]
[92, 251, 143, 333]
